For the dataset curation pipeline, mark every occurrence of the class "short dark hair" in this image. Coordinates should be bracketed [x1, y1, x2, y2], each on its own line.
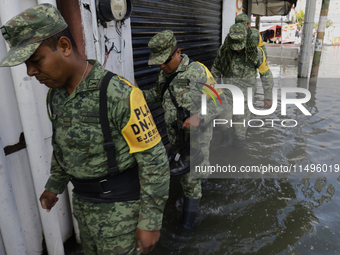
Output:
[42, 27, 77, 51]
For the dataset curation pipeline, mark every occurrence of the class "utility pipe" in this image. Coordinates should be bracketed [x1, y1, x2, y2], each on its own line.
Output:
[120, 21, 125, 77]
[281, 16, 283, 60]
[255, 15, 260, 30]
[247, 0, 253, 23]
[0, 140, 27, 255]
[298, 0, 317, 77]
[0, 0, 64, 254]
[310, 0, 331, 78]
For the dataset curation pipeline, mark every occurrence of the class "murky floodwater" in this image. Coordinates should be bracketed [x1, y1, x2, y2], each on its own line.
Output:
[64, 46, 340, 255]
[149, 46, 340, 255]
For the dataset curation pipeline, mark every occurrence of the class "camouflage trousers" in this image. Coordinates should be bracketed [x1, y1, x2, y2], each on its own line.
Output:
[218, 96, 251, 140]
[182, 123, 212, 199]
[180, 172, 202, 199]
[72, 194, 141, 255]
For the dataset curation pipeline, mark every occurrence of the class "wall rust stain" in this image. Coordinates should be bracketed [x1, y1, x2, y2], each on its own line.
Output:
[4, 132, 26, 156]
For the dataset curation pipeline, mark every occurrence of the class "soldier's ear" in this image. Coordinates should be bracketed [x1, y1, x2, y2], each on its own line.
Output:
[57, 36, 72, 57]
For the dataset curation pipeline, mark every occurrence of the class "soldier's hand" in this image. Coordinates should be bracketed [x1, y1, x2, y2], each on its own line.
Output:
[264, 100, 272, 109]
[182, 113, 201, 129]
[135, 228, 160, 254]
[40, 190, 58, 212]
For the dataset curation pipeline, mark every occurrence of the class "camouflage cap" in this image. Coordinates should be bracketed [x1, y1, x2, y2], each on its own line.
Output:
[229, 23, 247, 51]
[148, 30, 177, 65]
[235, 13, 249, 26]
[0, 3, 68, 67]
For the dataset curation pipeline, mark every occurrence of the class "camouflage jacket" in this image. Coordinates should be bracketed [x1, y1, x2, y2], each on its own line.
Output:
[211, 48, 274, 100]
[143, 54, 225, 145]
[249, 27, 267, 59]
[45, 60, 170, 231]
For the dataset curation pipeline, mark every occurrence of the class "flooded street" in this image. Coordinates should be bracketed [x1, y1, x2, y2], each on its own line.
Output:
[150, 46, 340, 255]
[63, 46, 340, 255]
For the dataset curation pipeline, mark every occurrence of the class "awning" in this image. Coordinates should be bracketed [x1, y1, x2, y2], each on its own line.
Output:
[243, 0, 297, 16]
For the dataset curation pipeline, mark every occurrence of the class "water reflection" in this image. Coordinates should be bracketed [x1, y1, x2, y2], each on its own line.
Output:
[151, 46, 340, 255]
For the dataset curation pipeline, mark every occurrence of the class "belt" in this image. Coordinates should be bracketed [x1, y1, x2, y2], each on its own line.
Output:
[71, 164, 140, 203]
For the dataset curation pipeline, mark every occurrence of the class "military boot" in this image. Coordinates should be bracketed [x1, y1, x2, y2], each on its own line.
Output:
[182, 197, 200, 230]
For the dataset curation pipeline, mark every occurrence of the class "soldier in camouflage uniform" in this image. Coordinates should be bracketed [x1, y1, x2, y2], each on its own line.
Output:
[211, 23, 274, 148]
[143, 30, 226, 229]
[235, 13, 267, 58]
[0, 4, 170, 255]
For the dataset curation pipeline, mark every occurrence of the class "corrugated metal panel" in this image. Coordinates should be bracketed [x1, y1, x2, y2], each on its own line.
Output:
[130, 0, 222, 145]
[131, 0, 222, 89]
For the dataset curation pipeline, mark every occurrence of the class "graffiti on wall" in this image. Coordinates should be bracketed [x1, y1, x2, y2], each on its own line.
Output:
[236, 0, 243, 16]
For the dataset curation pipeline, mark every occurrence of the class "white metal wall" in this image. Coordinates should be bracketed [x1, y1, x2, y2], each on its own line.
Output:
[223, 0, 239, 43]
[0, 0, 135, 254]
[0, 0, 73, 254]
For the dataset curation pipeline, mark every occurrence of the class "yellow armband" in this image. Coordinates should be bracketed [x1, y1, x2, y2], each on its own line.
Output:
[258, 32, 264, 48]
[196, 61, 224, 97]
[119, 77, 161, 153]
[258, 48, 269, 74]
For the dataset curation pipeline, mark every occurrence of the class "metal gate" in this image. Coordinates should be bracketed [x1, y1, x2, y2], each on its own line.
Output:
[130, 0, 223, 145]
